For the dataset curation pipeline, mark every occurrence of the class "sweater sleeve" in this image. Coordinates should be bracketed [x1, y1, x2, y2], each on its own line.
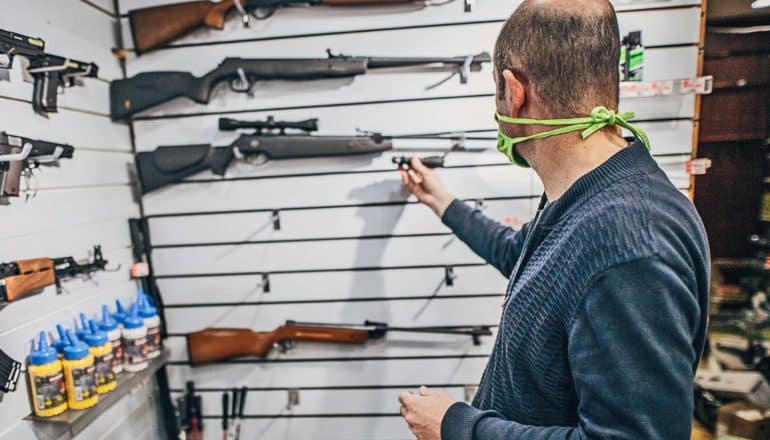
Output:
[440, 257, 701, 440]
[441, 199, 529, 277]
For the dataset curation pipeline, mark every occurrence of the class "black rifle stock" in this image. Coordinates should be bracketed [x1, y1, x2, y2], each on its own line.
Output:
[110, 53, 489, 121]
[135, 145, 235, 194]
[136, 135, 392, 194]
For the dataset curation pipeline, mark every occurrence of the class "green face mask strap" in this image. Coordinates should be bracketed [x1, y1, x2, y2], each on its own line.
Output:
[495, 106, 651, 167]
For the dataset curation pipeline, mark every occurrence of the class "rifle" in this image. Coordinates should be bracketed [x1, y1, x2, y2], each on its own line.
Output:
[0, 28, 99, 116]
[135, 116, 485, 194]
[128, 0, 464, 56]
[0, 245, 109, 304]
[109, 51, 490, 121]
[0, 132, 75, 202]
[186, 320, 493, 366]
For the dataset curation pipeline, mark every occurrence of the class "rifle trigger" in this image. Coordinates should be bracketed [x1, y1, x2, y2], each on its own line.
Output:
[233, 0, 251, 27]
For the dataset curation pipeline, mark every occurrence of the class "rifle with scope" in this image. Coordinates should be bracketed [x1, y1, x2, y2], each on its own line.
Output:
[186, 320, 493, 366]
[110, 51, 490, 121]
[135, 116, 488, 194]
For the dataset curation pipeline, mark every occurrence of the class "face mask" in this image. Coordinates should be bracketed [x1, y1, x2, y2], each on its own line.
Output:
[494, 106, 651, 167]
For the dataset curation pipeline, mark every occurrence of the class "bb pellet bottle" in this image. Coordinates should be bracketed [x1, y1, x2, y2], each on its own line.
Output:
[137, 291, 161, 359]
[84, 320, 116, 394]
[122, 304, 148, 372]
[98, 305, 123, 374]
[28, 331, 67, 417]
[61, 330, 98, 410]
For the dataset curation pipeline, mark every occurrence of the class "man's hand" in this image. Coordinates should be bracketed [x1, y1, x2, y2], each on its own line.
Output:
[399, 156, 455, 217]
[399, 386, 456, 440]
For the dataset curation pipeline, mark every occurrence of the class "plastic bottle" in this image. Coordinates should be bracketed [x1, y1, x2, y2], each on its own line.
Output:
[28, 331, 67, 417]
[98, 305, 123, 374]
[137, 290, 161, 359]
[61, 330, 98, 410]
[122, 303, 148, 372]
[83, 320, 116, 395]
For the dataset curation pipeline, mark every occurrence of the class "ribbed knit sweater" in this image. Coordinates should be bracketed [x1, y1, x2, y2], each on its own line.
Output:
[440, 140, 710, 439]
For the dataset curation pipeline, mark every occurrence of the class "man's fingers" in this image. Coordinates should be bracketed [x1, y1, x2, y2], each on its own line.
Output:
[399, 169, 409, 186]
[400, 405, 407, 417]
[410, 155, 431, 174]
[398, 391, 414, 406]
[407, 168, 424, 184]
[419, 386, 431, 396]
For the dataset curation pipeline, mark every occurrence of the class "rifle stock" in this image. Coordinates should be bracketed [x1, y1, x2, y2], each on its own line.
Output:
[186, 325, 370, 366]
[111, 72, 213, 121]
[2, 258, 55, 302]
[129, 1, 234, 55]
[135, 145, 235, 194]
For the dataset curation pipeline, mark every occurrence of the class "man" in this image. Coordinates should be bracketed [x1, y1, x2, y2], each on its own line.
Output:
[397, 0, 710, 439]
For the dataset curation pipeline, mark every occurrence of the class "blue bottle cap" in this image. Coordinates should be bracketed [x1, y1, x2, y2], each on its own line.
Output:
[52, 323, 68, 354]
[98, 305, 118, 332]
[122, 303, 144, 330]
[63, 330, 90, 360]
[114, 299, 128, 324]
[75, 313, 90, 341]
[137, 294, 158, 319]
[84, 320, 108, 346]
[30, 331, 58, 365]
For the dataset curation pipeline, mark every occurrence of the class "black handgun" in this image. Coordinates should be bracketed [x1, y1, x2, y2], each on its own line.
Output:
[0, 28, 99, 116]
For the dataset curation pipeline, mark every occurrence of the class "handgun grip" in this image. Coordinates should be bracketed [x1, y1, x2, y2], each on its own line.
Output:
[3, 269, 55, 302]
[32, 73, 60, 115]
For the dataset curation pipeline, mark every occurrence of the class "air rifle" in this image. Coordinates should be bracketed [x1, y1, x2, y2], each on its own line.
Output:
[0, 132, 75, 202]
[110, 51, 490, 121]
[0, 246, 108, 304]
[128, 0, 468, 56]
[135, 116, 484, 194]
[186, 320, 493, 366]
[0, 29, 99, 116]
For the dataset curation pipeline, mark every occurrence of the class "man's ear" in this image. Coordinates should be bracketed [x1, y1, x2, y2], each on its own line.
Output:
[501, 69, 526, 117]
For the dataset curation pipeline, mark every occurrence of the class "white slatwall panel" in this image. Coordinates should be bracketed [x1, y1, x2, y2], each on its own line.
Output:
[119, 1, 704, 438]
[0, 1, 159, 438]
[119, 0, 700, 51]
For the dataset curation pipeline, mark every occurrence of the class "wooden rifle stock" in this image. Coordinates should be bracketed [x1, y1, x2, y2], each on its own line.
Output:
[186, 325, 370, 366]
[129, 0, 418, 55]
[2, 258, 55, 302]
[129, 1, 234, 55]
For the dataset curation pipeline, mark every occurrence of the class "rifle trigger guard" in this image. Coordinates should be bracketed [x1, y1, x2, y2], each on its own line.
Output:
[230, 68, 252, 95]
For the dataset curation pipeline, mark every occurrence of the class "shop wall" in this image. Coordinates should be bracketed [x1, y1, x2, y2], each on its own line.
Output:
[117, 0, 705, 438]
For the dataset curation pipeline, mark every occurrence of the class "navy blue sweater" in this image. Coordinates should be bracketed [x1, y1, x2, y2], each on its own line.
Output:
[440, 141, 710, 439]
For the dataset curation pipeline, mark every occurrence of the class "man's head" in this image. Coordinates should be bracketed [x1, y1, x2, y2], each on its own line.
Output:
[494, 0, 621, 123]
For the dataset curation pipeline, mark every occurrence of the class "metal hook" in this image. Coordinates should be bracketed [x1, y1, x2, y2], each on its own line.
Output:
[233, 0, 251, 27]
[0, 142, 33, 162]
[31, 146, 63, 165]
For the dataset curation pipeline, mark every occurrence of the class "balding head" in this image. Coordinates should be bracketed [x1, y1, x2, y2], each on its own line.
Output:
[495, 0, 620, 117]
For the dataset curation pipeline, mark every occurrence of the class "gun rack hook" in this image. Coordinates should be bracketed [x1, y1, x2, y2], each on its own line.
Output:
[0, 142, 33, 162]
